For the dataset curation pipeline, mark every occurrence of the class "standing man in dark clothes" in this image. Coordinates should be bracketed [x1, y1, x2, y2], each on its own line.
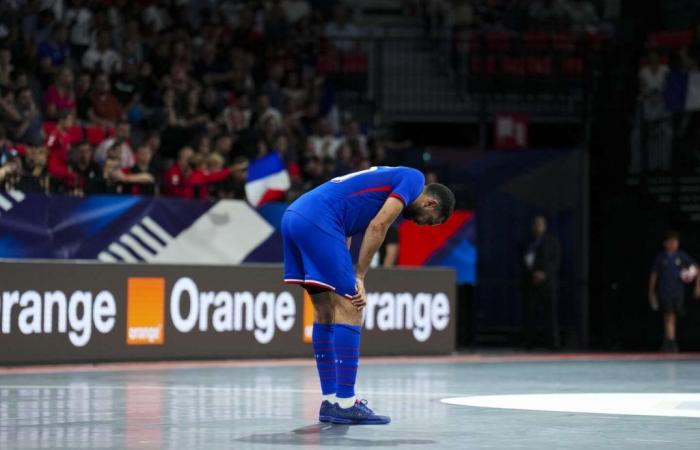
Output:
[522, 215, 561, 349]
[649, 231, 700, 352]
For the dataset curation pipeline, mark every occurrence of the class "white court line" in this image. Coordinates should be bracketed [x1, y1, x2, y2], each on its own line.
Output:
[0, 384, 471, 398]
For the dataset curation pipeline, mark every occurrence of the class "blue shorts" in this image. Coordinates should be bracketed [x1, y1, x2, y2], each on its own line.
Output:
[282, 210, 355, 299]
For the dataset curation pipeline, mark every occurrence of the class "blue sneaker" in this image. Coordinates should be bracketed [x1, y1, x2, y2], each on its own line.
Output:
[326, 399, 391, 425]
[319, 400, 334, 422]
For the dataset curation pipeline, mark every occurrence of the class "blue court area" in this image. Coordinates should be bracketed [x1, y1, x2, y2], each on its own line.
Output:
[1, 355, 699, 449]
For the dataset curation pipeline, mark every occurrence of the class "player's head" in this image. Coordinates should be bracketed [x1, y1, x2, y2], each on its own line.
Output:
[664, 230, 680, 253]
[403, 183, 455, 226]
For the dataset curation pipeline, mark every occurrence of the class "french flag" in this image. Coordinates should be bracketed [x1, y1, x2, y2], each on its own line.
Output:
[666, 70, 700, 112]
[245, 151, 291, 207]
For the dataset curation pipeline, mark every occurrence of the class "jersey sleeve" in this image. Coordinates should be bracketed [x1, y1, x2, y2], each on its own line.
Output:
[389, 168, 425, 208]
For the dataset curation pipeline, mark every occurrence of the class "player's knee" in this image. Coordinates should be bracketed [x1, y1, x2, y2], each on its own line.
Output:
[334, 297, 362, 325]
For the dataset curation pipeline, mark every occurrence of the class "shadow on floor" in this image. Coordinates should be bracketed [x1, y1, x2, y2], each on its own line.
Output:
[234, 423, 437, 446]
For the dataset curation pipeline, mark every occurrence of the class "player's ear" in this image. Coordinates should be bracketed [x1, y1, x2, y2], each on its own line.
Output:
[425, 197, 439, 209]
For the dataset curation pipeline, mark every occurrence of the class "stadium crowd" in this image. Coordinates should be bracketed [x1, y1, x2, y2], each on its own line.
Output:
[0, 0, 388, 202]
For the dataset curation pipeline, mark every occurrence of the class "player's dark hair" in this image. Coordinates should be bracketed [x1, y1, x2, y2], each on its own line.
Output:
[664, 230, 680, 241]
[425, 183, 455, 222]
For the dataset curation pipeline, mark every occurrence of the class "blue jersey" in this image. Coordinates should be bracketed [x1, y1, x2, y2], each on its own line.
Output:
[288, 166, 425, 238]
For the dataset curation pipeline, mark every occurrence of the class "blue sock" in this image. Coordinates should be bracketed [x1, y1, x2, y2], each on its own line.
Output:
[334, 324, 361, 400]
[312, 323, 336, 396]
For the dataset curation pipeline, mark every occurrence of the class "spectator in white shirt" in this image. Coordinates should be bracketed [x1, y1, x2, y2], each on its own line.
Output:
[324, 4, 361, 52]
[82, 29, 122, 75]
[94, 121, 134, 169]
[63, 0, 93, 59]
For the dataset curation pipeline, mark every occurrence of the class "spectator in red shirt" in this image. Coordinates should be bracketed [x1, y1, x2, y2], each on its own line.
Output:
[162, 146, 233, 200]
[46, 110, 76, 187]
[43, 67, 76, 120]
[88, 74, 123, 127]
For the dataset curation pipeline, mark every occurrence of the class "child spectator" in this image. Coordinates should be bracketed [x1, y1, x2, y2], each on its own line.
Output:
[649, 231, 700, 352]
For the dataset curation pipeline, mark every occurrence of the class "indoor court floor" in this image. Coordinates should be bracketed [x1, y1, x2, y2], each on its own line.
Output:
[1, 354, 699, 450]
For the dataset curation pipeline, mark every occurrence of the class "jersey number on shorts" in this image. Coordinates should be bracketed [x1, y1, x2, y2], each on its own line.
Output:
[331, 166, 379, 183]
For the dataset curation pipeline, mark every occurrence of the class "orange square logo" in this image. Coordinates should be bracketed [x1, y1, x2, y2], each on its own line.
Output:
[303, 290, 313, 343]
[127, 277, 165, 345]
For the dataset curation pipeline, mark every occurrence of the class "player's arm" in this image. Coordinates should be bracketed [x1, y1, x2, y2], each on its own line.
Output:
[350, 197, 403, 310]
[356, 197, 404, 281]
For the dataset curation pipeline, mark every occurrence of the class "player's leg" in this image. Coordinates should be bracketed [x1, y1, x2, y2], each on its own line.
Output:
[326, 293, 390, 424]
[663, 312, 677, 352]
[331, 293, 362, 407]
[307, 288, 338, 413]
[282, 212, 338, 420]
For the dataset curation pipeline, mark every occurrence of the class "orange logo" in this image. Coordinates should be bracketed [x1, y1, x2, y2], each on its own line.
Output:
[127, 277, 165, 345]
[303, 290, 313, 343]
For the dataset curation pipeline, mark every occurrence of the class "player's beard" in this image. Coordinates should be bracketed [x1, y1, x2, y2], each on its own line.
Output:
[402, 203, 421, 221]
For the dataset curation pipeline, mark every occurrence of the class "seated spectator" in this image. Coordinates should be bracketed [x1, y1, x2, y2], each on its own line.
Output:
[88, 73, 123, 127]
[92, 154, 154, 195]
[46, 110, 76, 187]
[162, 146, 233, 200]
[37, 24, 70, 83]
[20, 145, 50, 192]
[70, 140, 101, 191]
[127, 144, 160, 194]
[43, 67, 75, 120]
[81, 29, 122, 75]
[94, 120, 134, 168]
[213, 133, 234, 161]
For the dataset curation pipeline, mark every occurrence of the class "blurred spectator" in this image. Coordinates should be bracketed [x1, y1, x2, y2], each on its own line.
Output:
[325, 4, 361, 51]
[162, 146, 233, 200]
[70, 140, 101, 191]
[127, 143, 159, 194]
[649, 231, 700, 353]
[630, 51, 672, 173]
[82, 29, 122, 75]
[74, 71, 91, 120]
[0, 48, 14, 87]
[37, 24, 69, 82]
[64, 0, 93, 61]
[21, 144, 50, 192]
[43, 67, 75, 120]
[46, 109, 76, 187]
[94, 120, 134, 168]
[558, 0, 600, 34]
[13, 86, 43, 145]
[528, 0, 566, 31]
[521, 215, 561, 349]
[88, 73, 123, 127]
[281, 0, 311, 24]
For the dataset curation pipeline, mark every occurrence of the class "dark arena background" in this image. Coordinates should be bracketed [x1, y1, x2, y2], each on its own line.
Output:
[0, 1, 700, 449]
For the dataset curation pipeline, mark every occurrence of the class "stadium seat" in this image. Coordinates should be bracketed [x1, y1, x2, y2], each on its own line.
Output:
[647, 30, 693, 49]
[522, 32, 550, 51]
[85, 126, 106, 146]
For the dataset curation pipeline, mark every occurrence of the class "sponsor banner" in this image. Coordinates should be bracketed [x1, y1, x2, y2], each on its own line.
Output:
[0, 261, 455, 364]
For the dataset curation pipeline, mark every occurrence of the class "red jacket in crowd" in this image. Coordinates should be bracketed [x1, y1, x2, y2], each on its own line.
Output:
[46, 127, 74, 185]
[162, 164, 232, 200]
